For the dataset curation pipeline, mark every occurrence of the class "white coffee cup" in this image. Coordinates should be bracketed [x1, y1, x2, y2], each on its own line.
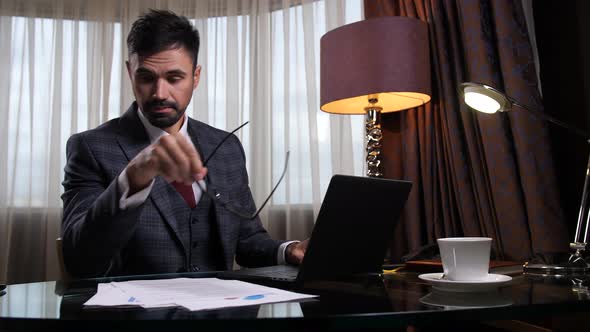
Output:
[437, 237, 492, 281]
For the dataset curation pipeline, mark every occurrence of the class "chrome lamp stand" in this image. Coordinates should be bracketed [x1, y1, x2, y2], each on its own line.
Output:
[365, 97, 383, 178]
[524, 140, 590, 276]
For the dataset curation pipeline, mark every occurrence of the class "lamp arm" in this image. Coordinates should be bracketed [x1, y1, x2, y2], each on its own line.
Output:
[510, 99, 590, 140]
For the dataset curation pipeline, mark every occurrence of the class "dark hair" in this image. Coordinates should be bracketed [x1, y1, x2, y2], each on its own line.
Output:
[127, 9, 200, 69]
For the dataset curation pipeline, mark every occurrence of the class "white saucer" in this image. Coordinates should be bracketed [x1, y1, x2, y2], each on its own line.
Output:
[420, 291, 513, 309]
[418, 273, 512, 292]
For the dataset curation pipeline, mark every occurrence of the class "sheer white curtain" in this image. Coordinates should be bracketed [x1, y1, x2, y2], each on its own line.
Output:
[0, 0, 364, 284]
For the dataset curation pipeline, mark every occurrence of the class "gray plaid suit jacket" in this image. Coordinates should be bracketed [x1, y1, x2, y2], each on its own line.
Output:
[61, 104, 283, 278]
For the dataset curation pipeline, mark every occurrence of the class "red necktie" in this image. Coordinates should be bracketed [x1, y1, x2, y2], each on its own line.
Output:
[171, 182, 197, 208]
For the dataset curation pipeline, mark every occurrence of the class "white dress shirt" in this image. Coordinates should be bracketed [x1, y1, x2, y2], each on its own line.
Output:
[117, 109, 296, 265]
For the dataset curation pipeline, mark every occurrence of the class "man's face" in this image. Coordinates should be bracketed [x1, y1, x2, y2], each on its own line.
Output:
[126, 47, 201, 130]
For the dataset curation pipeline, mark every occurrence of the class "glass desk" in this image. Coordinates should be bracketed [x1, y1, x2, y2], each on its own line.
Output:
[1, 271, 590, 331]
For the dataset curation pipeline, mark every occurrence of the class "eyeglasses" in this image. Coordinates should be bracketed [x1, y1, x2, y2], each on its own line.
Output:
[195, 121, 289, 220]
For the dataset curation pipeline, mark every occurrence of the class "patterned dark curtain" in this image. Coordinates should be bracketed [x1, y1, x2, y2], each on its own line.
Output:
[364, 0, 569, 261]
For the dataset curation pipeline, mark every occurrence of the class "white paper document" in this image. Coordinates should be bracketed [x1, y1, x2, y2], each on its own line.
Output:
[84, 278, 317, 311]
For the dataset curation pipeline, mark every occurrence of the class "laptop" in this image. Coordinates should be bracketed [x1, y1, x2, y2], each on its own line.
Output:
[218, 174, 412, 289]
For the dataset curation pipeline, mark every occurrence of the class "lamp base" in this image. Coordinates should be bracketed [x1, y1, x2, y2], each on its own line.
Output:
[524, 248, 590, 277]
[523, 263, 590, 277]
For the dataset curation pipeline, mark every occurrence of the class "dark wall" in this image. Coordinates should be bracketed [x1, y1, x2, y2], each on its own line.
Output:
[534, 1, 590, 240]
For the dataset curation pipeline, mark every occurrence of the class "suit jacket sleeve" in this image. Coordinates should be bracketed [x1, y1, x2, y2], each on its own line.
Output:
[61, 133, 144, 277]
[234, 184, 283, 267]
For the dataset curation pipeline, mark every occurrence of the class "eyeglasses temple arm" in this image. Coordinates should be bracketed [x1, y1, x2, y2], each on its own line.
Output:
[247, 151, 290, 220]
[203, 121, 250, 166]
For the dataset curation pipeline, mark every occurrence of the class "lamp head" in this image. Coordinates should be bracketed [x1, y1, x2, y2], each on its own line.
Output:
[459, 82, 512, 114]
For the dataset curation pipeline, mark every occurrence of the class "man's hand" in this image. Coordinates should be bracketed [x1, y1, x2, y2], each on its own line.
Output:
[285, 239, 309, 265]
[126, 134, 208, 195]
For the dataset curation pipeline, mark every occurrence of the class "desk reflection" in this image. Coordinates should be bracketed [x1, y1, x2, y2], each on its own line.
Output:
[3, 271, 590, 330]
[0, 281, 61, 319]
[420, 290, 513, 310]
[0, 278, 306, 320]
[59, 287, 304, 320]
[257, 302, 304, 318]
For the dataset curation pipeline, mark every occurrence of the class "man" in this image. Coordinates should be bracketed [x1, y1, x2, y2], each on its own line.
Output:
[61, 9, 306, 278]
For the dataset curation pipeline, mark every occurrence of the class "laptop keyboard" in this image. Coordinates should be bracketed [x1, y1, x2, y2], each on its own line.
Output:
[231, 265, 298, 280]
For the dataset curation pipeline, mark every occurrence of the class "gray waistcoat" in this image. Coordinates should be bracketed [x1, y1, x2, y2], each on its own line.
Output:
[167, 184, 224, 272]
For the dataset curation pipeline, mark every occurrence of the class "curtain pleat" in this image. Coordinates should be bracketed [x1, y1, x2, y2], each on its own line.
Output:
[301, 1, 322, 217]
[0, 1, 14, 283]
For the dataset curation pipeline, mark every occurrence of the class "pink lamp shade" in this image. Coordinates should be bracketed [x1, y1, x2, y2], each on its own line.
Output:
[320, 16, 431, 114]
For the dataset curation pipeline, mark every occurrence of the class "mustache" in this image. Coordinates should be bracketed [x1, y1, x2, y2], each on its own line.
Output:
[145, 99, 178, 111]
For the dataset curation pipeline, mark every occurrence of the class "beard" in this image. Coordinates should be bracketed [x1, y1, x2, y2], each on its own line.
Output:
[140, 99, 186, 129]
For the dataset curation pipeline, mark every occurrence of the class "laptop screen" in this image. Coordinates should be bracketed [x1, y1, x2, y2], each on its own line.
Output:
[296, 175, 412, 285]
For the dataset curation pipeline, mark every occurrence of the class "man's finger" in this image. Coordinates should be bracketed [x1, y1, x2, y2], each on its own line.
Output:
[152, 144, 181, 182]
[175, 134, 206, 178]
[194, 166, 207, 181]
[160, 135, 192, 183]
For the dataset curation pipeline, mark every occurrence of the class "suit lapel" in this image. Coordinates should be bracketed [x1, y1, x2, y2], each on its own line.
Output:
[116, 104, 150, 162]
[116, 104, 186, 256]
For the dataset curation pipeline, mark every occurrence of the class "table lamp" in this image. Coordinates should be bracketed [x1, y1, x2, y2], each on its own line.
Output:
[459, 81, 590, 276]
[320, 17, 431, 177]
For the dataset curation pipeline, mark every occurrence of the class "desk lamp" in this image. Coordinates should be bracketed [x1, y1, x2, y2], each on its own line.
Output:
[320, 17, 431, 177]
[459, 82, 590, 275]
